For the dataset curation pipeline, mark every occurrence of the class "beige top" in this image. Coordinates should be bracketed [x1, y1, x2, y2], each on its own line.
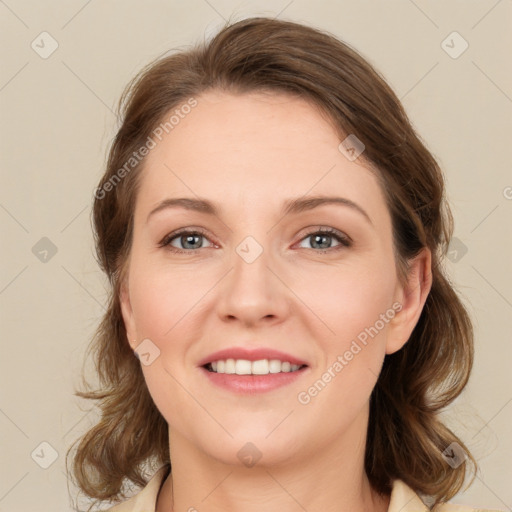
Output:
[106, 466, 501, 512]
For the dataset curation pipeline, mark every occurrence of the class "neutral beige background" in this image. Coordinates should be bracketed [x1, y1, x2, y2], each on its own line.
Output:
[1, 1, 511, 511]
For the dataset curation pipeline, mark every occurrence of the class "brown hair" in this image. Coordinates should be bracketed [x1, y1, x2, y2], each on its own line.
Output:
[67, 16, 476, 510]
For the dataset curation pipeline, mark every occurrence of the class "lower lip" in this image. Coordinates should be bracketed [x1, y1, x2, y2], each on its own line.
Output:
[200, 366, 308, 394]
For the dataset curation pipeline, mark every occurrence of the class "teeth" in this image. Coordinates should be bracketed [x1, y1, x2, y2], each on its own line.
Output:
[225, 358, 236, 374]
[207, 359, 302, 375]
[268, 359, 282, 373]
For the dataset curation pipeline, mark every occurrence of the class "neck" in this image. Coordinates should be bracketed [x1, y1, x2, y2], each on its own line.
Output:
[156, 409, 390, 512]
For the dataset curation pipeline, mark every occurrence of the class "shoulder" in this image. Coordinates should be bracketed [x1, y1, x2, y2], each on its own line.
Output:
[389, 479, 502, 512]
[104, 465, 169, 512]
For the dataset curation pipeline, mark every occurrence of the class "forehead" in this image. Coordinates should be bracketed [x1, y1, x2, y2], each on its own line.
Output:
[135, 90, 387, 223]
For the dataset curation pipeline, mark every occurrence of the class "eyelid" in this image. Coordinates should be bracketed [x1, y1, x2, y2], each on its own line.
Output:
[295, 225, 352, 244]
[293, 226, 352, 253]
[158, 226, 215, 250]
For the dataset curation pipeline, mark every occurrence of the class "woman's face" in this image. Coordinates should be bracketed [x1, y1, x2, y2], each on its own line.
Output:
[120, 90, 425, 467]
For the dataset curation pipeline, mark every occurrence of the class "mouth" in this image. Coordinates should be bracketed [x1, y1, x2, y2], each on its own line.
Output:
[198, 347, 310, 393]
[203, 359, 308, 375]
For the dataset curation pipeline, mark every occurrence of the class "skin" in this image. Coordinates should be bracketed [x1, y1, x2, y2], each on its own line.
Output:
[120, 90, 432, 512]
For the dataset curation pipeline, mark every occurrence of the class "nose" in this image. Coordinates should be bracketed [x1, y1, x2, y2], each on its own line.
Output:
[215, 237, 290, 328]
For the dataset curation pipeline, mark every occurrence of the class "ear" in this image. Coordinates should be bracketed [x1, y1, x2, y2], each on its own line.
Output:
[386, 247, 433, 355]
[119, 277, 138, 351]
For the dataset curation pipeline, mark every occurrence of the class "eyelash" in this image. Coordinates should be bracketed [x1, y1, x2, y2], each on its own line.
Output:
[158, 227, 352, 254]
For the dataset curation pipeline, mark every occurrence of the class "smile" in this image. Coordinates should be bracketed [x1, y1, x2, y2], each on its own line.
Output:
[205, 358, 306, 375]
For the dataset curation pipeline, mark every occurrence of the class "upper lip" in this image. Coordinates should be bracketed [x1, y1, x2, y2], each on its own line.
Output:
[198, 347, 309, 367]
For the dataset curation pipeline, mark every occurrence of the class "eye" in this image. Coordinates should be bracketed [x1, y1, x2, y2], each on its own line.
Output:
[159, 226, 351, 254]
[159, 228, 214, 253]
[296, 227, 351, 253]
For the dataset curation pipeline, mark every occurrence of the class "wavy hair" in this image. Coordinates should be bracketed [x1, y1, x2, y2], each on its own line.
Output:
[66, 16, 476, 510]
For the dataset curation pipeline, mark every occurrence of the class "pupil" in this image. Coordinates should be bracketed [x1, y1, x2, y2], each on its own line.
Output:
[312, 234, 329, 249]
[183, 234, 201, 249]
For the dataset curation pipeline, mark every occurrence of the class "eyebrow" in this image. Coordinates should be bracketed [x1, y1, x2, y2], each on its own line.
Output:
[147, 195, 372, 225]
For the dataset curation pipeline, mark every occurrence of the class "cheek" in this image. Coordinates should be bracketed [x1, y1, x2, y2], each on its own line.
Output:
[295, 273, 392, 424]
[291, 255, 396, 408]
[293, 255, 397, 346]
[129, 256, 207, 342]
[130, 260, 204, 429]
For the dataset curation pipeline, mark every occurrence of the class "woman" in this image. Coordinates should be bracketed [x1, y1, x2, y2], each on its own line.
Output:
[67, 17, 500, 512]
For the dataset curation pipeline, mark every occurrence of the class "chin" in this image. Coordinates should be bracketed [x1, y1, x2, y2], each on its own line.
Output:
[200, 426, 305, 468]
